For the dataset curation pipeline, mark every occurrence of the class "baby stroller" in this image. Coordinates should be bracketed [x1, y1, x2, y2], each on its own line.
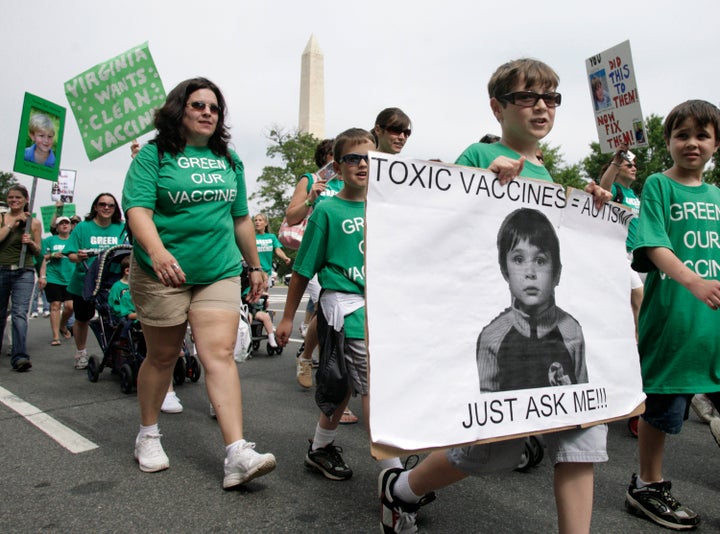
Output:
[83, 245, 201, 393]
[241, 263, 283, 356]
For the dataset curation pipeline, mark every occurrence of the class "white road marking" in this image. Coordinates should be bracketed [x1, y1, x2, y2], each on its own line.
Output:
[0, 385, 99, 454]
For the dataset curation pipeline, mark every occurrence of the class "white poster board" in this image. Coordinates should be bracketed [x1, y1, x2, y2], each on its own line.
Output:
[586, 40, 648, 154]
[366, 153, 644, 453]
[52, 169, 77, 202]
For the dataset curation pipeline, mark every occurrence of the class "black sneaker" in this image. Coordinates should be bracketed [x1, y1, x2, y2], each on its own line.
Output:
[13, 358, 32, 372]
[625, 473, 700, 530]
[304, 441, 352, 481]
[379, 468, 435, 534]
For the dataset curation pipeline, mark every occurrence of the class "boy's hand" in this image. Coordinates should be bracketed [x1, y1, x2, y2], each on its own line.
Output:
[276, 317, 293, 347]
[585, 181, 612, 209]
[688, 278, 720, 310]
[490, 156, 526, 185]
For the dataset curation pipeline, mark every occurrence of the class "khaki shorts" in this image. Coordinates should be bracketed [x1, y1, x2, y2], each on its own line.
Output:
[129, 256, 241, 327]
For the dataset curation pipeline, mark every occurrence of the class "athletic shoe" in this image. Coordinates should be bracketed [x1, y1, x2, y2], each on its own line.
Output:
[74, 350, 88, 370]
[30, 312, 38, 319]
[379, 468, 436, 533]
[297, 359, 313, 388]
[160, 391, 183, 414]
[13, 358, 32, 372]
[134, 434, 170, 473]
[710, 418, 720, 449]
[625, 473, 699, 530]
[43, 311, 50, 318]
[304, 441, 352, 481]
[223, 441, 276, 489]
[691, 394, 718, 424]
[300, 323, 308, 338]
[312, 358, 319, 368]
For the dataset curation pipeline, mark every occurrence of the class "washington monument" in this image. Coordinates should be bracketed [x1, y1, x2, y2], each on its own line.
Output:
[298, 34, 325, 139]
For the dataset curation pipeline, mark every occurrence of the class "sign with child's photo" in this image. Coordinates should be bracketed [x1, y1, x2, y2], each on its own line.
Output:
[586, 40, 648, 154]
[53, 169, 77, 202]
[13, 93, 66, 181]
[365, 152, 644, 454]
[65, 42, 166, 160]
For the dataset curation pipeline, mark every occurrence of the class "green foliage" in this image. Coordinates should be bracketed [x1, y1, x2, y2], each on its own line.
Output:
[0, 171, 20, 201]
[538, 142, 585, 190]
[250, 128, 320, 279]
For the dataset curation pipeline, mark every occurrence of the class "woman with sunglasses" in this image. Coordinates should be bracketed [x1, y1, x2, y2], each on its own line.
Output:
[64, 193, 125, 369]
[0, 185, 42, 371]
[122, 77, 275, 488]
[372, 107, 412, 155]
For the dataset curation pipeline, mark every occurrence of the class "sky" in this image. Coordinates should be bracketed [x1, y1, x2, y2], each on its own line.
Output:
[2, 0, 718, 231]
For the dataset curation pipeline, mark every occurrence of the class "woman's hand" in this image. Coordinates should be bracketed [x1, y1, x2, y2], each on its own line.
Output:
[244, 270, 266, 303]
[307, 180, 327, 204]
[150, 249, 186, 287]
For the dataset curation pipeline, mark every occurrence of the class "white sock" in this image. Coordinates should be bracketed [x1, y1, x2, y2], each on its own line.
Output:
[137, 423, 159, 441]
[393, 470, 422, 503]
[268, 332, 277, 347]
[225, 439, 246, 457]
[377, 457, 403, 470]
[311, 424, 336, 450]
[636, 475, 660, 488]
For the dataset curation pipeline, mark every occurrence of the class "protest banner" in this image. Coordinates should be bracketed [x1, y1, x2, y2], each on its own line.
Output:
[13, 93, 66, 181]
[365, 153, 644, 455]
[65, 42, 165, 160]
[40, 204, 76, 235]
[52, 169, 77, 202]
[586, 40, 648, 154]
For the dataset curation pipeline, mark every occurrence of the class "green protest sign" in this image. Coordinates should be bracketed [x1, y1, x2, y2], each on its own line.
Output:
[40, 204, 77, 234]
[65, 42, 165, 161]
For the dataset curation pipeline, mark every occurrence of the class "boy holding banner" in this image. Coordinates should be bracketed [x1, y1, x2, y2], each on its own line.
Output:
[379, 58, 610, 534]
[624, 100, 720, 530]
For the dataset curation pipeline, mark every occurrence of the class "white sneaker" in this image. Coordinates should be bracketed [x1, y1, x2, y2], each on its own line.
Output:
[691, 394, 718, 424]
[297, 359, 313, 389]
[30, 312, 38, 319]
[43, 311, 50, 318]
[161, 392, 183, 414]
[223, 441, 276, 489]
[135, 433, 170, 472]
[299, 323, 308, 338]
[75, 350, 88, 370]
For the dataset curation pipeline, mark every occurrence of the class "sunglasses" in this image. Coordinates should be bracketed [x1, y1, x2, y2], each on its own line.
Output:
[384, 125, 412, 137]
[498, 91, 562, 108]
[340, 153, 369, 166]
[187, 101, 221, 114]
[623, 163, 637, 168]
[97, 202, 115, 209]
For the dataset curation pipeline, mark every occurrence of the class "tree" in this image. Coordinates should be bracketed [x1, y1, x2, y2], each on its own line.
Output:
[537, 142, 585, 190]
[0, 170, 19, 201]
[250, 127, 319, 228]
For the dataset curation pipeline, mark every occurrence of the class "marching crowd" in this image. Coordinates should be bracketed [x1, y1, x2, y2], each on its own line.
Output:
[2, 57, 720, 533]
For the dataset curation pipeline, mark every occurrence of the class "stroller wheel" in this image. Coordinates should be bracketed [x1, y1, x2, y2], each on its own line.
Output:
[173, 358, 187, 386]
[251, 340, 260, 351]
[515, 436, 544, 472]
[87, 356, 100, 383]
[119, 364, 134, 394]
[187, 355, 201, 382]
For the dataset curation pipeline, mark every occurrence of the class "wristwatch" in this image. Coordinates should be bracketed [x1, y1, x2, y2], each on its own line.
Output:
[246, 266, 263, 273]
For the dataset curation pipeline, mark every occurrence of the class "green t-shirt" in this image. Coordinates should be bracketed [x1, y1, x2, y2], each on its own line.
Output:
[64, 220, 126, 296]
[122, 144, 249, 285]
[293, 196, 365, 339]
[108, 279, 135, 319]
[255, 233, 281, 275]
[612, 182, 641, 251]
[455, 142, 553, 182]
[42, 235, 75, 285]
[632, 173, 720, 394]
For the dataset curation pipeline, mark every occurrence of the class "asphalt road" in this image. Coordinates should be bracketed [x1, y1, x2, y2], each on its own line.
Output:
[1, 286, 719, 533]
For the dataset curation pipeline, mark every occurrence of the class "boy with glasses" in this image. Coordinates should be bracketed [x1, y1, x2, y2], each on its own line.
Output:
[276, 128, 404, 481]
[378, 58, 610, 534]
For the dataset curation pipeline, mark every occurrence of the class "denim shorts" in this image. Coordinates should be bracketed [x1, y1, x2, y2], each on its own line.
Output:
[446, 423, 608, 475]
[642, 393, 693, 434]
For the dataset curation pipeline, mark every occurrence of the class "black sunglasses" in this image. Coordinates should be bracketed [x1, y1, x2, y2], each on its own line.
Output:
[97, 202, 115, 208]
[498, 91, 562, 108]
[384, 125, 412, 137]
[187, 101, 221, 114]
[340, 153, 369, 166]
